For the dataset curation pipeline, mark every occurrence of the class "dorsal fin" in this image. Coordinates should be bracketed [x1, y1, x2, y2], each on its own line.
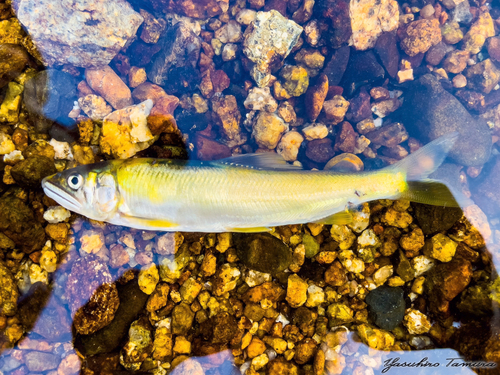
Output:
[210, 153, 303, 170]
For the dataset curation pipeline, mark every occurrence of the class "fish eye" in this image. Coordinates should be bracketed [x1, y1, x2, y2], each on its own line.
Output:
[67, 174, 83, 190]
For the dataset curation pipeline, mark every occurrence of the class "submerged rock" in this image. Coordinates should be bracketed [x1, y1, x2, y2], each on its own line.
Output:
[11, 155, 56, 189]
[365, 286, 405, 330]
[0, 44, 30, 88]
[243, 10, 303, 87]
[0, 261, 18, 316]
[147, 22, 201, 92]
[15, 0, 143, 67]
[403, 74, 491, 166]
[234, 233, 292, 275]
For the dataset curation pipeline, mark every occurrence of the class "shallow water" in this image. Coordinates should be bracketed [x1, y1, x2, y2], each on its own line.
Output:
[0, 0, 500, 374]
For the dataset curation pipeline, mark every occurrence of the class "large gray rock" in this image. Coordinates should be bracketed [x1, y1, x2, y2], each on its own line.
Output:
[15, 0, 143, 67]
[403, 74, 491, 166]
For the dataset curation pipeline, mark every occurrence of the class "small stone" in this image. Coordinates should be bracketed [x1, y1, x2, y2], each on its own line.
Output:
[49, 139, 73, 160]
[441, 21, 463, 44]
[400, 227, 425, 253]
[305, 138, 335, 163]
[461, 8, 494, 54]
[327, 303, 353, 325]
[277, 131, 304, 161]
[172, 303, 195, 335]
[278, 65, 309, 98]
[465, 58, 500, 94]
[373, 265, 393, 286]
[0, 133, 15, 155]
[252, 112, 287, 149]
[365, 122, 408, 147]
[381, 207, 413, 228]
[302, 123, 328, 141]
[243, 10, 303, 87]
[453, 74, 467, 88]
[139, 10, 166, 44]
[121, 317, 153, 364]
[350, 0, 399, 50]
[212, 94, 246, 147]
[85, 66, 133, 110]
[335, 121, 357, 153]
[294, 48, 325, 76]
[442, 50, 469, 74]
[57, 353, 81, 375]
[24, 352, 59, 372]
[195, 134, 231, 161]
[403, 308, 431, 335]
[330, 225, 356, 250]
[277, 101, 297, 123]
[411, 255, 436, 277]
[128, 67, 147, 89]
[423, 233, 457, 262]
[306, 285, 325, 307]
[371, 98, 401, 118]
[247, 336, 266, 358]
[173, 336, 191, 355]
[222, 43, 238, 61]
[138, 264, 159, 295]
[286, 274, 308, 308]
[11, 155, 57, 189]
[0, 44, 29, 88]
[305, 74, 328, 121]
[400, 19, 442, 56]
[79, 229, 105, 254]
[0, 81, 23, 123]
[236, 9, 257, 25]
[213, 263, 240, 296]
[356, 324, 395, 350]
[214, 20, 242, 43]
[365, 286, 405, 330]
[180, 277, 202, 303]
[132, 82, 168, 105]
[244, 87, 278, 112]
[100, 100, 155, 159]
[234, 233, 292, 275]
[338, 250, 365, 273]
[325, 260, 347, 287]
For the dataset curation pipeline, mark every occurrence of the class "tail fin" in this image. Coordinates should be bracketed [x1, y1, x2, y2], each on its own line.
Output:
[389, 132, 464, 207]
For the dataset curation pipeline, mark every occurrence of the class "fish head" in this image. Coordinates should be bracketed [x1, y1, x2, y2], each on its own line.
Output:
[42, 161, 121, 221]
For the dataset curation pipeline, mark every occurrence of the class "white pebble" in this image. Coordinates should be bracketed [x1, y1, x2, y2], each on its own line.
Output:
[43, 206, 71, 223]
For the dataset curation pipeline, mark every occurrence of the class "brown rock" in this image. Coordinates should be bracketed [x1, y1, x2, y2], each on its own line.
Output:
[109, 244, 130, 269]
[201, 312, 238, 344]
[139, 9, 166, 44]
[148, 96, 179, 135]
[325, 260, 347, 286]
[306, 138, 335, 163]
[295, 338, 317, 364]
[345, 88, 371, 123]
[247, 336, 266, 358]
[195, 134, 232, 161]
[365, 122, 408, 147]
[442, 50, 469, 74]
[400, 19, 442, 56]
[267, 358, 299, 375]
[487, 36, 500, 62]
[128, 66, 147, 88]
[0, 43, 30, 88]
[242, 281, 286, 304]
[66, 255, 120, 335]
[200, 69, 230, 98]
[132, 82, 168, 104]
[465, 58, 500, 94]
[425, 257, 472, 316]
[211, 95, 246, 146]
[85, 65, 133, 109]
[170, 0, 222, 18]
[305, 74, 328, 121]
[334, 121, 357, 153]
[425, 41, 449, 66]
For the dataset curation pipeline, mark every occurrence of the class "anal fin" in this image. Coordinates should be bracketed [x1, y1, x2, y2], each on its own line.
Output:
[227, 226, 272, 233]
[313, 211, 353, 225]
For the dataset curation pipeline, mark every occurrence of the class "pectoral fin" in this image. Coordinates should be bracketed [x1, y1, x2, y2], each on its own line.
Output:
[118, 215, 179, 231]
[227, 226, 272, 233]
[314, 211, 353, 225]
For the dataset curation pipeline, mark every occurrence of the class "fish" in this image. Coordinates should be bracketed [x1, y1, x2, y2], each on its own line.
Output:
[42, 132, 460, 233]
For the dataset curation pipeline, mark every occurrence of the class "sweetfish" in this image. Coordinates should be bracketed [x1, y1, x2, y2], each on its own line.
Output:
[42, 133, 460, 233]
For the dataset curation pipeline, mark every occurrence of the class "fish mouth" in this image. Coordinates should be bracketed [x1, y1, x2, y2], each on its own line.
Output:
[42, 177, 83, 213]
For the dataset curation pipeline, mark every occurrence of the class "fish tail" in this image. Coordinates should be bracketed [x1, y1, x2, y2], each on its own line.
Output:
[390, 132, 463, 207]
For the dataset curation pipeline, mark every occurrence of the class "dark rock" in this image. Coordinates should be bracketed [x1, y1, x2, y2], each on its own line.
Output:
[121, 316, 153, 364]
[292, 306, 317, 334]
[234, 233, 292, 275]
[334, 121, 356, 153]
[195, 134, 232, 161]
[11, 155, 56, 189]
[345, 87, 371, 123]
[465, 58, 500, 94]
[66, 255, 120, 335]
[403, 74, 491, 166]
[147, 22, 201, 93]
[425, 257, 472, 316]
[365, 286, 405, 330]
[455, 89, 485, 112]
[413, 205, 463, 236]
[75, 279, 149, 356]
[24, 351, 59, 372]
[201, 312, 238, 344]
[128, 39, 162, 67]
[305, 138, 335, 163]
[457, 281, 493, 316]
[487, 36, 500, 62]
[169, 0, 222, 18]
[374, 32, 399, 78]
[23, 69, 77, 125]
[171, 303, 195, 335]
[222, 59, 244, 83]
[0, 195, 45, 253]
[322, 46, 350, 86]
[18, 282, 50, 332]
[319, 0, 352, 48]
[0, 44, 30, 88]
[425, 42, 450, 66]
[365, 122, 408, 147]
[340, 50, 384, 96]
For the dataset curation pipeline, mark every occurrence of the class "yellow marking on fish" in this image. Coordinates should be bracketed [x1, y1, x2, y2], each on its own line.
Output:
[120, 214, 179, 229]
[227, 226, 272, 233]
[314, 211, 353, 225]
